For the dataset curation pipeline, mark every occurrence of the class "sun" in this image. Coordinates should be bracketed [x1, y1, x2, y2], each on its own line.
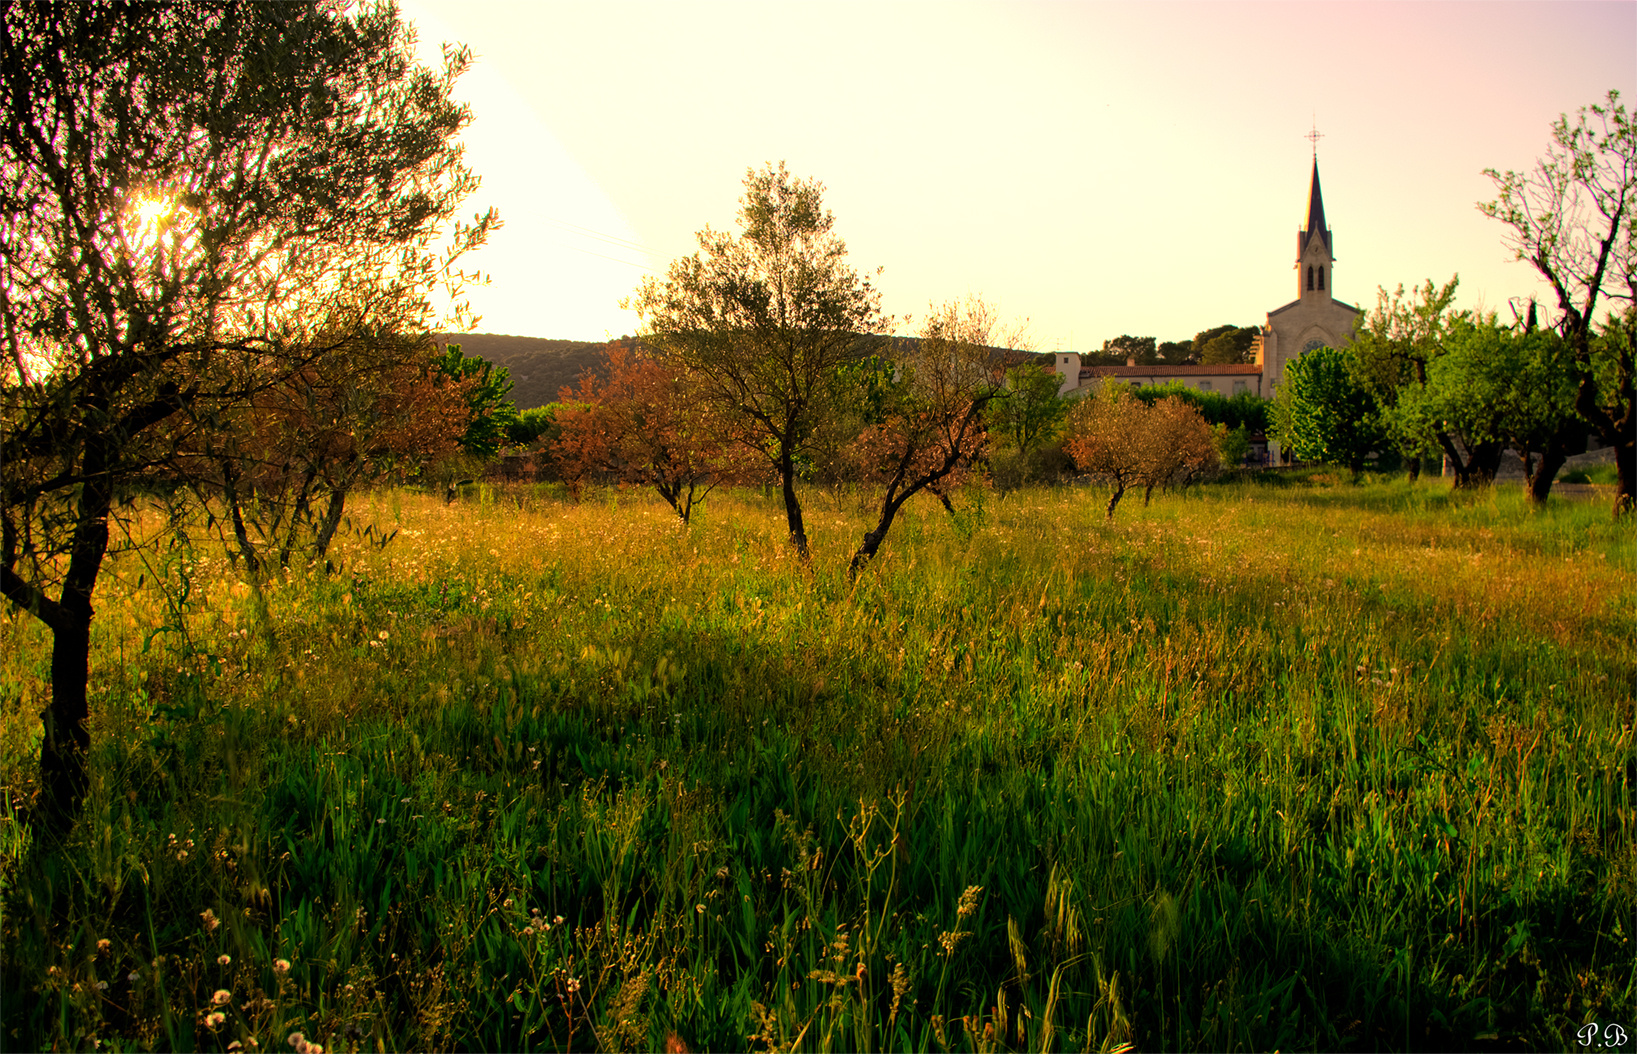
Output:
[133, 197, 170, 225]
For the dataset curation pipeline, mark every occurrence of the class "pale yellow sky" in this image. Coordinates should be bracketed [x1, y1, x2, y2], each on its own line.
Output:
[399, 0, 1636, 350]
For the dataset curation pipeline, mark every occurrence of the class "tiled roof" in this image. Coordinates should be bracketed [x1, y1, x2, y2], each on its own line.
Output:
[1078, 364, 1262, 379]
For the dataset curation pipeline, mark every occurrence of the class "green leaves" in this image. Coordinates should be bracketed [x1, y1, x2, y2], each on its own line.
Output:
[431, 342, 519, 460]
[1273, 345, 1384, 478]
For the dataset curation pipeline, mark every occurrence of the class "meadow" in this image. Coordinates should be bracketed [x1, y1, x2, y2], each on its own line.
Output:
[1, 473, 1632, 1052]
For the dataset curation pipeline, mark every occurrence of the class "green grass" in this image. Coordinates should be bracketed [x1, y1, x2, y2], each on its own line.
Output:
[1561, 463, 1620, 486]
[2, 474, 1633, 1052]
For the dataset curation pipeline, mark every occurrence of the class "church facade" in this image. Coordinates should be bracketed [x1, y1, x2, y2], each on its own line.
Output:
[1049, 158, 1359, 398]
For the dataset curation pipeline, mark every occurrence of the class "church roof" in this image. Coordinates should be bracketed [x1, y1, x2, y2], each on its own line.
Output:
[1302, 160, 1331, 254]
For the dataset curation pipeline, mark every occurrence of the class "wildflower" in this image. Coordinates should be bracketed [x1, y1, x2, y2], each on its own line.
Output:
[218, 954, 232, 966]
[128, 972, 140, 983]
[96, 938, 111, 953]
[274, 958, 292, 974]
[201, 908, 220, 932]
[378, 630, 390, 640]
[287, 1033, 305, 1049]
[205, 1011, 226, 1028]
[503, 898, 514, 908]
[376, 818, 386, 825]
[565, 976, 582, 994]
[956, 885, 983, 918]
[554, 915, 564, 925]
[696, 904, 706, 914]
[228, 1043, 243, 1052]
[213, 989, 232, 1005]
[96, 980, 109, 990]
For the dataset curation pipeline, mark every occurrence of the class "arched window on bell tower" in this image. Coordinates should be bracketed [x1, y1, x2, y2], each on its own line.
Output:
[1317, 266, 1325, 291]
[1306, 266, 1314, 291]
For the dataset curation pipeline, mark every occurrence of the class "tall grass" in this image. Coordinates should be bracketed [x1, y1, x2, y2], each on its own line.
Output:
[2, 474, 1632, 1051]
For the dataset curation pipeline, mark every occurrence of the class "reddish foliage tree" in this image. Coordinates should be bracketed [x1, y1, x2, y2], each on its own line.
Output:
[553, 343, 757, 520]
[1064, 383, 1217, 517]
[190, 335, 476, 573]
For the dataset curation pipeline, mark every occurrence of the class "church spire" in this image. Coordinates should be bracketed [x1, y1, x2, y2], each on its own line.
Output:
[1296, 154, 1335, 300]
[1303, 160, 1331, 254]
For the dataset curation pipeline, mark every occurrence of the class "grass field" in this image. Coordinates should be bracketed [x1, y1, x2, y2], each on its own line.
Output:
[2, 472, 1633, 1052]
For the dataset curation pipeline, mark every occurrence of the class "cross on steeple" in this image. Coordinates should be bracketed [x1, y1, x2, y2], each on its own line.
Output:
[1305, 118, 1324, 160]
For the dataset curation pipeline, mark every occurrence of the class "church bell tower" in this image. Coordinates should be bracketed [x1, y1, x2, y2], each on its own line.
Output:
[1297, 160, 1334, 302]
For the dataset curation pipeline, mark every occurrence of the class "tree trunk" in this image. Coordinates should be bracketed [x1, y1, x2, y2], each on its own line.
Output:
[39, 462, 115, 836]
[1614, 440, 1635, 516]
[220, 459, 262, 575]
[1468, 441, 1504, 485]
[1105, 481, 1126, 519]
[779, 449, 809, 560]
[1526, 445, 1569, 505]
[1405, 455, 1420, 482]
[310, 486, 348, 567]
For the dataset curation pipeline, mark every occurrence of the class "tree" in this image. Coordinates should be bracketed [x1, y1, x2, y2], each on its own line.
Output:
[847, 297, 1017, 577]
[1062, 381, 1148, 518]
[1481, 90, 1636, 514]
[1399, 315, 1584, 503]
[0, 2, 493, 831]
[431, 343, 520, 460]
[200, 329, 477, 576]
[627, 162, 889, 559]
[1100, 334, 1159, 366]
[1349, 278, 1480, 484]
[985, 361, 1068, 479]
[1133, 396, 1218, 504]
[1199, 325, 1260, 365]
[553, 343, 755, 522]
[1273, 346, 1385, 480]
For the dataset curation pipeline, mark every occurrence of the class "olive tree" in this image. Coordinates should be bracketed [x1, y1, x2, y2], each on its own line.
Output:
[627, 162, 890, 559]
[0, 2, 494, 831]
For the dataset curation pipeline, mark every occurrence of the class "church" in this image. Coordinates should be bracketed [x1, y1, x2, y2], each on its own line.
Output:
[1049, 156, 1360, 398]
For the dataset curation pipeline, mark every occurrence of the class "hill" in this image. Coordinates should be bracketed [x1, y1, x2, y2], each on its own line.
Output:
[435, 333, 612, 409]
[438, 334, 1055, 411]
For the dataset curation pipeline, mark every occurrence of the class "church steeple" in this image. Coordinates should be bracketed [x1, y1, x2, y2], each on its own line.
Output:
[1296, 158, 1334, 300]
[1303, 160, 1330, 254]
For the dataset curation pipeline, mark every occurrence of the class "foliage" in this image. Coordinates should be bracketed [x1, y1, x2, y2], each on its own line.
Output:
[431, 343, 520, 460]
[986, 363, 1069, 460]
[1273, 345, 1385, 480]
[1198, 325, 1261, 365]
[552, 344, 759, 522]
[1130, 382, 1271, 433]
[845, 297, 1019, 576]
[0, 0, 493, 830]
[1212, 423, 1252, 468]
[1391, 316, 1584, 492]
[1481, 89, 1636, 513]
[627, 162, 890, 558]
[508, 405, 561, 447]
[1064, 382, 1216, 517]
[1096, 334, 1159, 366]
[195, 332, 476, 577]
[1, 481, 1629, 1052]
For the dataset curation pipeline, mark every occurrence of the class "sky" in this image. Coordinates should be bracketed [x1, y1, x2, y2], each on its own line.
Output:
[397, 0, 1636, 352]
